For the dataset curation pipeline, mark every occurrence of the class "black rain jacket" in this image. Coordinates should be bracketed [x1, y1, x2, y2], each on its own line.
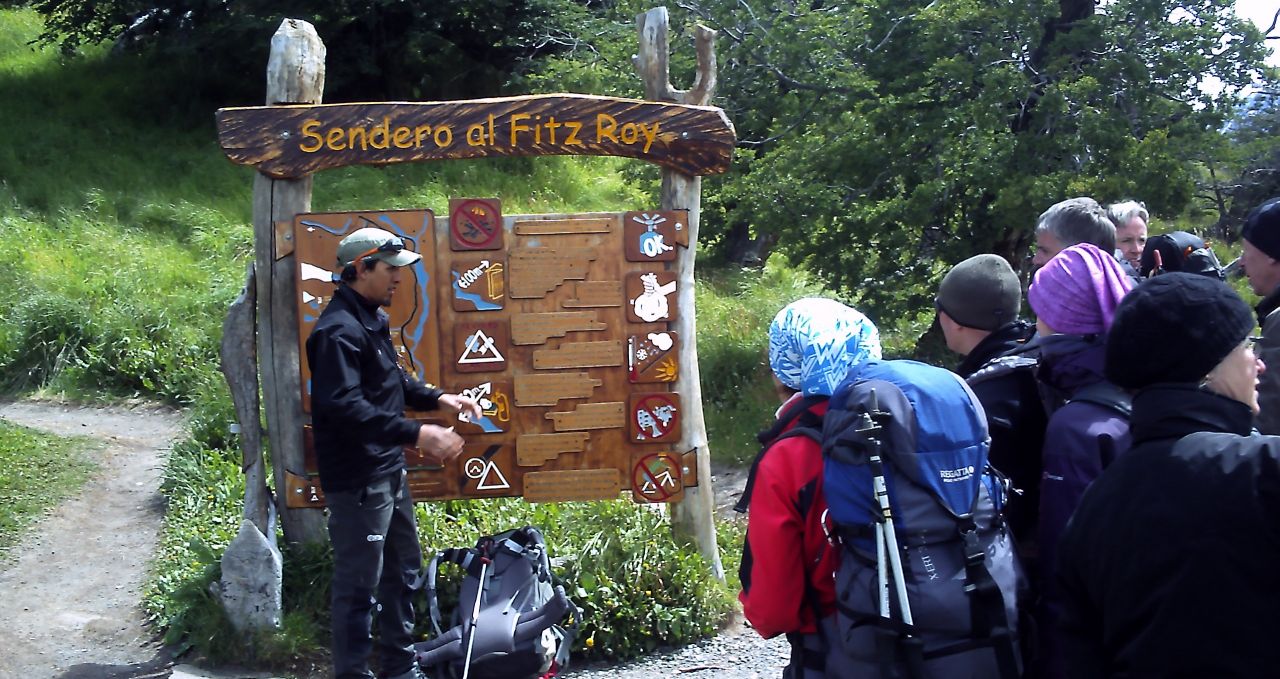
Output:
[1056, 384, 1280, 678]
[306, 284, 442, 493]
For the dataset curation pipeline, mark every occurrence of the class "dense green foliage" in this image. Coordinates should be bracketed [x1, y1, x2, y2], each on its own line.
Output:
[30, 0, 594, 102]
[0, 420, 96, 556]
[686, 0, 1273, 316]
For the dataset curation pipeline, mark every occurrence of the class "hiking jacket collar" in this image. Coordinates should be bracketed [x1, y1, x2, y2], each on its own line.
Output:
[1035, 333, 1107, 395]
[1129, 383, 1254, 446]
[957, 320, 1035, 378]
[334, 284, 388, 334]
[1257, 285, 1280, 325]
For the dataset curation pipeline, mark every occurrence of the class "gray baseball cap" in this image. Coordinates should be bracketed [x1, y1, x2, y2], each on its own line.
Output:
[336, 227, 422, 268]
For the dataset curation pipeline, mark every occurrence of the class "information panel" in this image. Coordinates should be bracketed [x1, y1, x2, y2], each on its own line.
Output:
[291, 202, 693, 505]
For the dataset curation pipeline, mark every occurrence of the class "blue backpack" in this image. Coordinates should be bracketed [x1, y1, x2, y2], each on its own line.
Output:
[821, 360, 1022, 679]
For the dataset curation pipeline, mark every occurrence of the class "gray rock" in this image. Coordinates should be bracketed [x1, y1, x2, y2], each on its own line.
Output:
[218, 520, 283, 633]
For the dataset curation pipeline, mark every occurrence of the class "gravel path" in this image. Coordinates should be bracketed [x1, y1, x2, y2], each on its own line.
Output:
[0, 400, 183, 679]
[562, 620, 790, 678]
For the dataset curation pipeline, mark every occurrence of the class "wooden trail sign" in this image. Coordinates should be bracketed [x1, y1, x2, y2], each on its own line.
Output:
[215, 94, 735, 179]
[223, 13, 726, 580]
[291, 204, 694, 505]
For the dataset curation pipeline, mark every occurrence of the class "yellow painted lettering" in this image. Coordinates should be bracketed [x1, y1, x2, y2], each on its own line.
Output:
[299, 119, 323, 153]
[392, 126, 412, 149]
[564, 121, 584, 146]
[545, 116, 561, 145]
[596, 113, 619, 143]
[434, 125, 453, 148]
[510, 113, 532, 147]
[326, 127, 346, 151]
[369, 117, 391, 149]
[620, 122, 639, 145]
[414, 125, 431, 148]
[640, 121, 660, 153]
[347, 126, 367, 150]
[466, 123, 487, 146]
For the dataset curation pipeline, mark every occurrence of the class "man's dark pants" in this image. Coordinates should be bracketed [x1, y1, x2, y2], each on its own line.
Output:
[327, 469, 422, 679]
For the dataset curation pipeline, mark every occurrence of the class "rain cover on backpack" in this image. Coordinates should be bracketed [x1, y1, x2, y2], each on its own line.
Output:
[414, 526, 581, 679]
[821, 360, 1022, 678]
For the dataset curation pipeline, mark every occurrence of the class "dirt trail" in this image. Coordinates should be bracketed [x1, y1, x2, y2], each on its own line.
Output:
[0, 401, 184, 679]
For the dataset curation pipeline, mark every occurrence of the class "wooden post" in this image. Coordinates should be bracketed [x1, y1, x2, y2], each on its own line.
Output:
[221, 263, 272, 534]
[635, 6, 724, 581]
[253, 19, 328, 545]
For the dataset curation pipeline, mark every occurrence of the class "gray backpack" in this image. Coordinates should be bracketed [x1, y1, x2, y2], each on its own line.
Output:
[415, 526, 581, 679]
[822, 360, 1024, 679]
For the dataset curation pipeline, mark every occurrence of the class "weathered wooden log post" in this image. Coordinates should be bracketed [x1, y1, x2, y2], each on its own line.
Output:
[635, 6, 724, 581]
[251, 19, 328, 545]
[221, 263, 271, 534]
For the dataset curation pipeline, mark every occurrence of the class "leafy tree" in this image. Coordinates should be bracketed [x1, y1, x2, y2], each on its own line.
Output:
[666, 0, 1269, 317]
[1201, 87, 1280, 240]
[31, 0, 592, 102]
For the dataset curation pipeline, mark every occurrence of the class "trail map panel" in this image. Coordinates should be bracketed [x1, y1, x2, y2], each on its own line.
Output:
[294, 204, 692, 503]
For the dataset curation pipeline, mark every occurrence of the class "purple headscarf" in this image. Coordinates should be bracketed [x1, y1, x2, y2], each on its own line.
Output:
[1028, 243, 1134, 335]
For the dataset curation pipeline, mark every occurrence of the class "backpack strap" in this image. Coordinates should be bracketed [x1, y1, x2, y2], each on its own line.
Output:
[958, 519, 1021, 679]
[1069, 381, 1132, 419]
[734, 395, 826, 513]
[964, 354, 1038, 388]
[425, 550, 446, 636]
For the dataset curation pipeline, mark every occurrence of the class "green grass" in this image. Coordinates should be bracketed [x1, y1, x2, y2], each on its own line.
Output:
[0, 419, 97, 557]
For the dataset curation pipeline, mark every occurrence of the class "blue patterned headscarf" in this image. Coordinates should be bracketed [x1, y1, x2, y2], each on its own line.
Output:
[768, 298, 882, 396]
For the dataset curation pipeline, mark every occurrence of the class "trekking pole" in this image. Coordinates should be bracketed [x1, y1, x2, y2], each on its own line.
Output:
[876, 508, 890, 618]
[866, 389, 913, 625]
[461, 555, 491, 679]
[871, 450, 914, 626]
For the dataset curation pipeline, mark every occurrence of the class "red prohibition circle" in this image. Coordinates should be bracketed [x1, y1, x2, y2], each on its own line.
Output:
[452, 200, 500, 247]
[632, 453, 680, 502]
[634, 394, 677, 439]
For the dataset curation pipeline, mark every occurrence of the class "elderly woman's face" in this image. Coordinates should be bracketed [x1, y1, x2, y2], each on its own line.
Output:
[1205, 339, 1266, 414]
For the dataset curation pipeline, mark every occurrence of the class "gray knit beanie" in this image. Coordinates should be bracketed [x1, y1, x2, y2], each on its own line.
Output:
[936, 254, 1021, 331]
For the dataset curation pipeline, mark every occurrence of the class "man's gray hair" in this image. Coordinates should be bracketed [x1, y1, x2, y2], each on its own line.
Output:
[1106, 200, 1149, 229]
[1036, 197, 1116, 253]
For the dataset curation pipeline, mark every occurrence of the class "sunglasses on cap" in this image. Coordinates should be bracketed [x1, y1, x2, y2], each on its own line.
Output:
[350, 236, 405, 264]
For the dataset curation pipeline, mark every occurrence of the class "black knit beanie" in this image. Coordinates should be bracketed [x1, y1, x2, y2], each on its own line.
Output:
[1242, 197, 1280, 261]
[1105, 273, 1254, 390]
[936, 254, 1021, 331]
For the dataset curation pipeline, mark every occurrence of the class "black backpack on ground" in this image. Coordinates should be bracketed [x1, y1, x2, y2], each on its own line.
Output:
[414, 526, 581, 679]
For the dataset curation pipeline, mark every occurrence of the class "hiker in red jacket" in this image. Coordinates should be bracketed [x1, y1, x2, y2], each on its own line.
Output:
[737, 297, 882, 678]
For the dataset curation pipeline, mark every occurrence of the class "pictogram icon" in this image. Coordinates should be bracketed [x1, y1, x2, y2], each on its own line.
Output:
[449, 198, 504, 251]
[628, 331, 679, 383]
[632, 452, 682, 502]
[629, 392, 681, 443]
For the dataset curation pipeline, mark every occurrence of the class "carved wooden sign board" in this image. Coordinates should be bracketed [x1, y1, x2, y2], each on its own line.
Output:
[292, 202, 696, 506]
[215, 94, 735, 179]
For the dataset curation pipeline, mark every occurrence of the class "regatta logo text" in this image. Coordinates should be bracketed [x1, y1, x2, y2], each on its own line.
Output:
[939, 465, 976, 483]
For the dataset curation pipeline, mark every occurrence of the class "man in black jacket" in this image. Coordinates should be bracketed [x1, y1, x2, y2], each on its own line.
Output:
[307, 227, 481, 679]
[1057, 273, 1277, 678]
[937, 254, 1047, 549]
